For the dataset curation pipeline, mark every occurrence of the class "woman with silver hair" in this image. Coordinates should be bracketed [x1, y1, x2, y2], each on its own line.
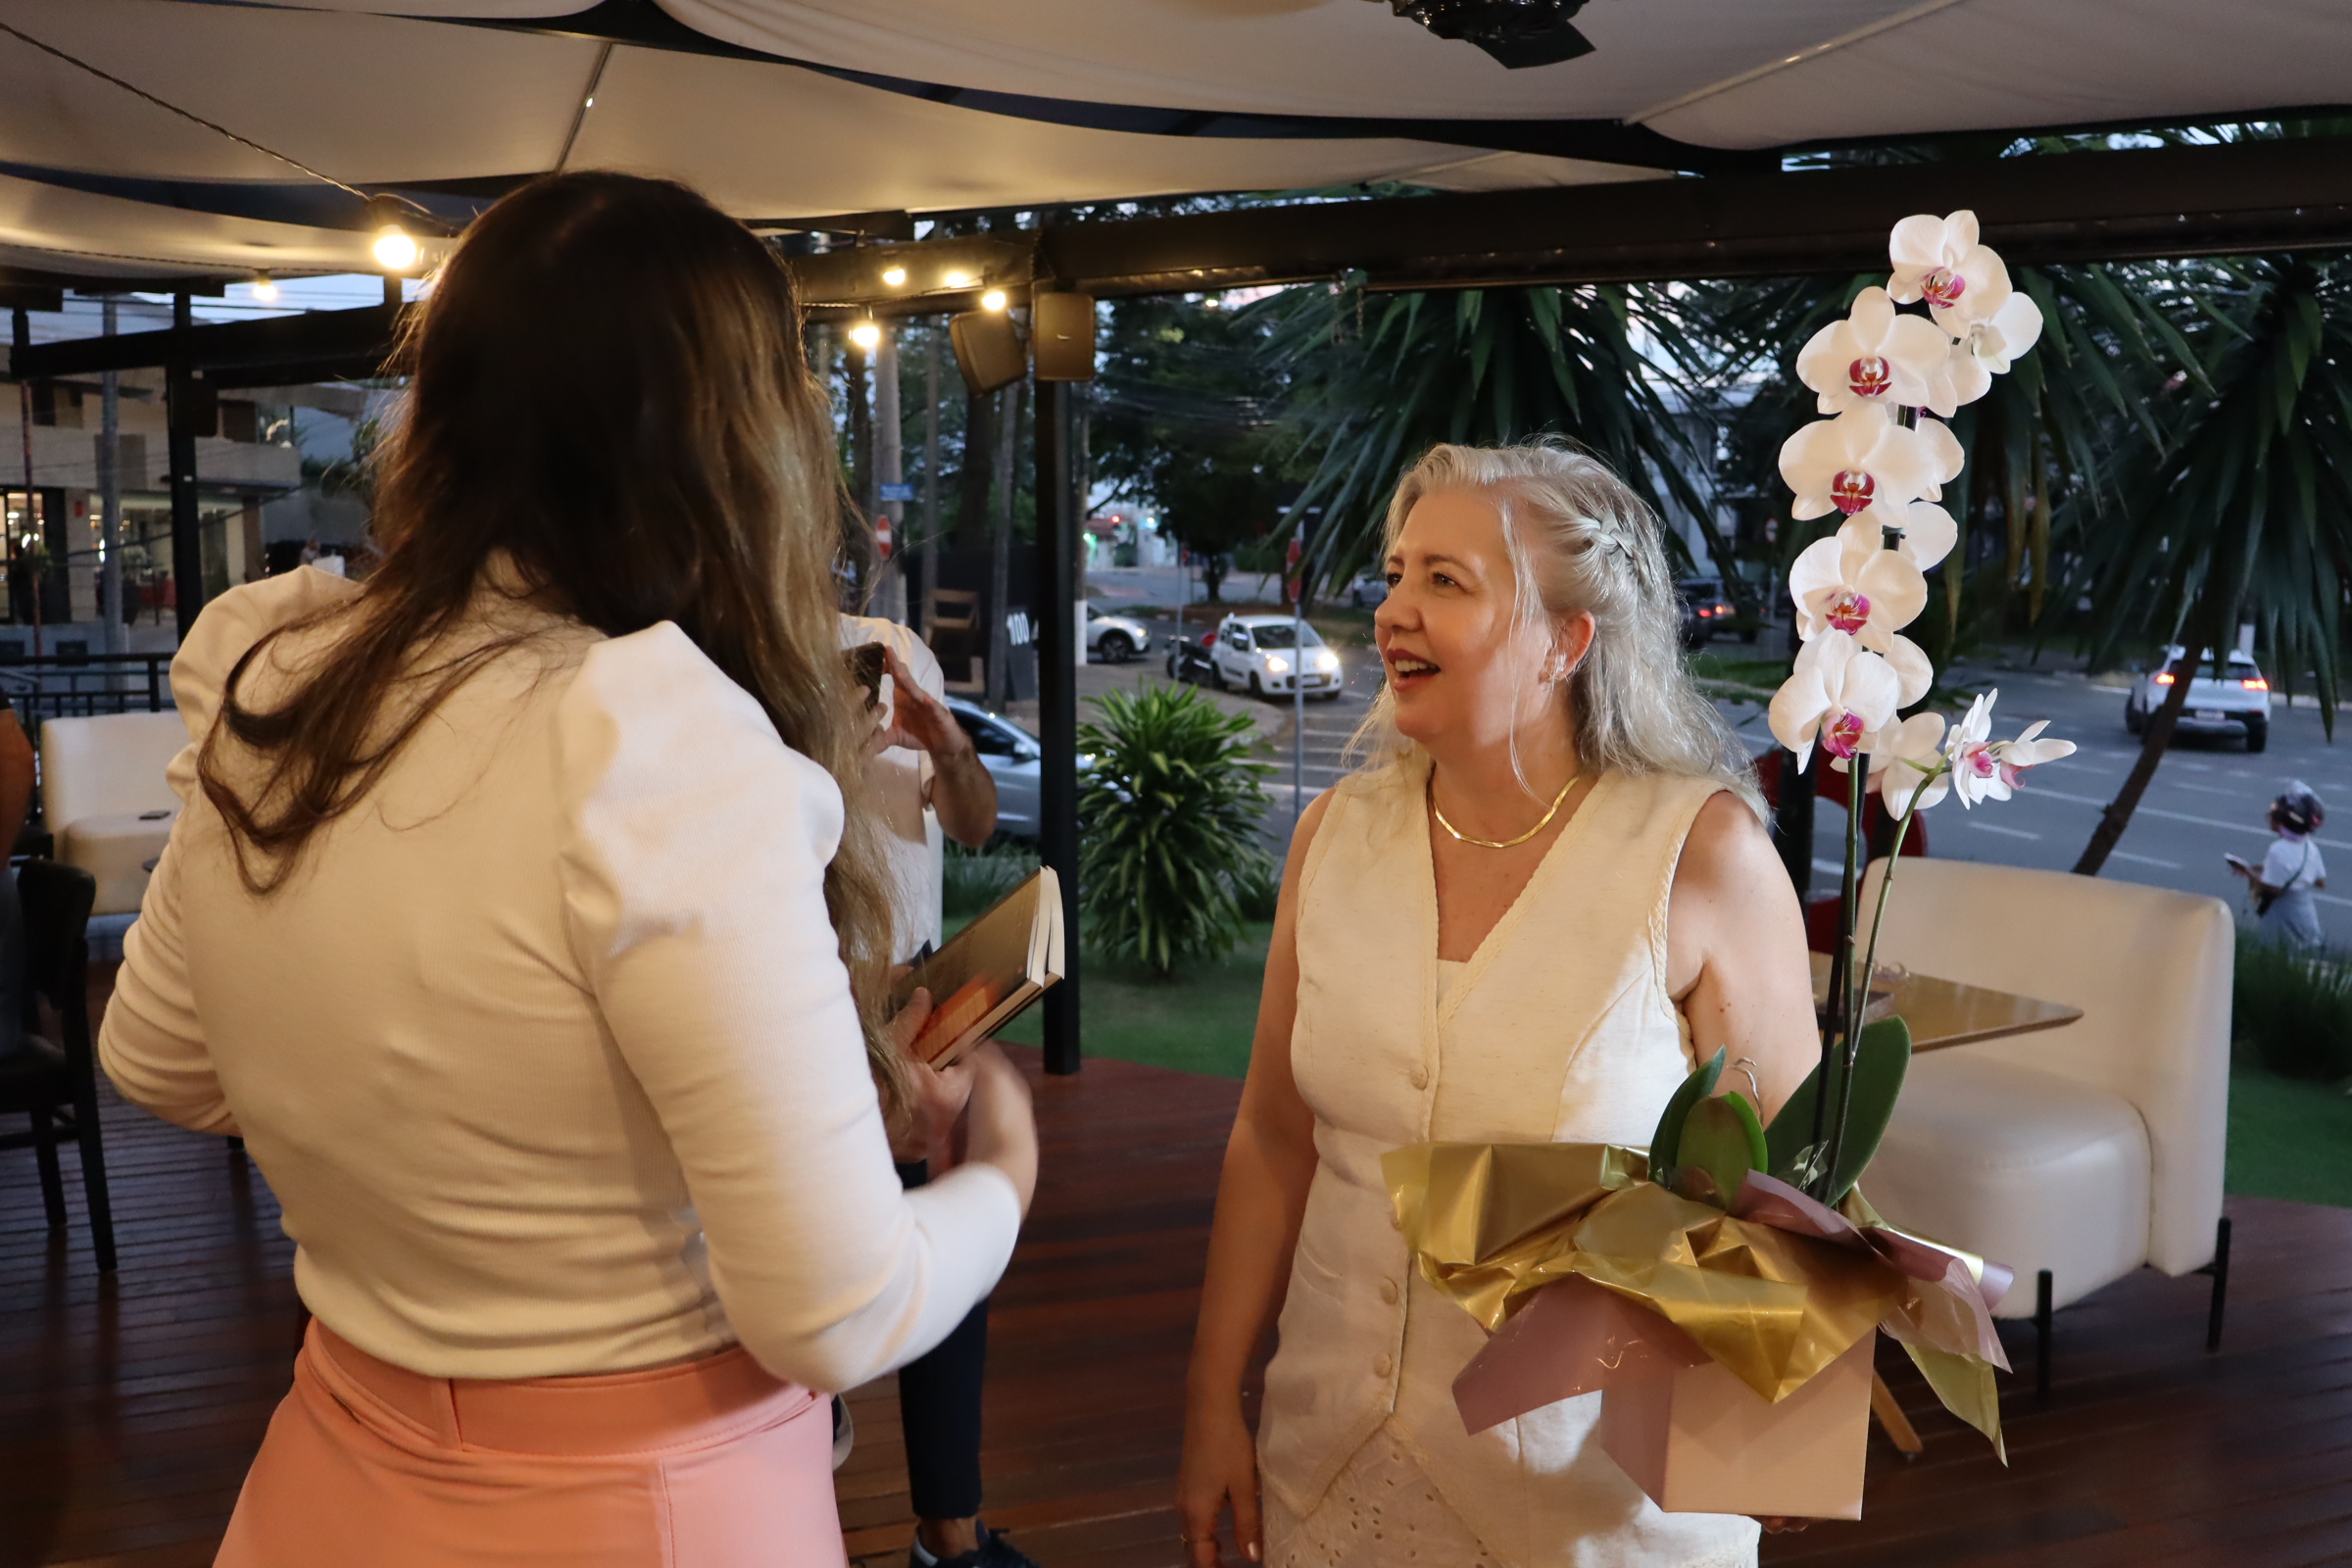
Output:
[1177, 440, 1821, 1568]
[2230, 781, 2329, 948]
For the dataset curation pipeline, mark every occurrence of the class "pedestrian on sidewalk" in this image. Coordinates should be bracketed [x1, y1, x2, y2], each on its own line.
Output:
[2229, 781, 2328, 948]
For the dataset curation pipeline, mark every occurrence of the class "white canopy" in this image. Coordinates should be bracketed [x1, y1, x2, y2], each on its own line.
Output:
[0, 0, 2347, 280]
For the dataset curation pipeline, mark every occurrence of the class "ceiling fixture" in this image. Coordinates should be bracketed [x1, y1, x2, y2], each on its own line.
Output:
[250, 272, 279, 303]
[944, 270, 974, 288]
[372, 223, 419, 272]
[881, 266, 907, 287]
[980, 289, 1008, 312]
[848, 318, 882, 350]
[1382, 0, 1595, 69]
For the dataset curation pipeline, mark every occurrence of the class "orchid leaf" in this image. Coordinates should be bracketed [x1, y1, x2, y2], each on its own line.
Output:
[1677, 1092, 1769, 1210]
[1645, 1047, 1725, 1187]
[1766, 1015, 1913, 1204]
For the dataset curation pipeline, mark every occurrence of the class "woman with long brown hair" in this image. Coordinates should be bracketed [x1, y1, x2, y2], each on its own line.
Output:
[97, 172, 1038, 1566]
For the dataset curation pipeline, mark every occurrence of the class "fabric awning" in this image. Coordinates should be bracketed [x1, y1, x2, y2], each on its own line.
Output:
[0, 0, 2348, 281]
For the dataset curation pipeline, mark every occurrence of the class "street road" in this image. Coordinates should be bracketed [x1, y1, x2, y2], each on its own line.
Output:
[1083, 586, 2346, 936]
[1821, 660, 2350, 933]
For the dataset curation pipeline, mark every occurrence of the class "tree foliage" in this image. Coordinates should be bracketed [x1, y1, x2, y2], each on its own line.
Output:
[2081, 255, 2352, 718]
[1250, 280, 1716, 596]
[1089, 296, 1302, 597]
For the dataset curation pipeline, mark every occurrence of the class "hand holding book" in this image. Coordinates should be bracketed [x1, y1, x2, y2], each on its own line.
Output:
[892, 868, 1065, 1068]
[886, 987, 976, 1166]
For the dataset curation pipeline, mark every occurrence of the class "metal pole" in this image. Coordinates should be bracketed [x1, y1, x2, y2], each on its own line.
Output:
[168, 291, 204, 642]
[1293, 574, 1305, 835]
[1033, 375, 1080, 1075]
[874, 320, 906, 623]
[921, 324, 940, 634]
[19, 374, 36, 659]
[99, 298, 122, 655]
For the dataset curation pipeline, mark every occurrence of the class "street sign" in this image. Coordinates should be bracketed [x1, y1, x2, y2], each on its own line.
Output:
[879, 482, 915, 502]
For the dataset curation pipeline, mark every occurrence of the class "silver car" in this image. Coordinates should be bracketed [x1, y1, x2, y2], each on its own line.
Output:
[947, 696, 1041, 838]
[2126, 644, 2272, 752]
[1085, 603, 1152, 663]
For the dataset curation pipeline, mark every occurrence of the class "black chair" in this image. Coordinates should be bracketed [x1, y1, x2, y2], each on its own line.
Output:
[0, 859, 112, 1272]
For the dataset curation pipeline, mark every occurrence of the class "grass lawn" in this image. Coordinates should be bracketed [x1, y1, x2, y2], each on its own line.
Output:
[2227, 1065, 2352, 1207]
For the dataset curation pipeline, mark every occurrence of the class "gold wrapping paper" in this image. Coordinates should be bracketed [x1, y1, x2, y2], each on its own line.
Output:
[1384, 1141, 2008, 1453]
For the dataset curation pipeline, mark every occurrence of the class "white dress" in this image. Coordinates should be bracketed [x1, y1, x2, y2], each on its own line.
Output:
[1259, 756, 1757, 1568]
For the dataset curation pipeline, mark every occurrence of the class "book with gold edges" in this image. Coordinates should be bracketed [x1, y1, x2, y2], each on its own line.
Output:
[893, 866, 1063, 1066]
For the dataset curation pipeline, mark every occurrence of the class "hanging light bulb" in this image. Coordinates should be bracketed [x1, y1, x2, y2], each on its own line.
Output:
[881, 266, 907, 287]
[372, 223, 419, 272]
[250, 272, 280, 303]
[849, 318, 882, 351]
[980, 289, 1007, 313]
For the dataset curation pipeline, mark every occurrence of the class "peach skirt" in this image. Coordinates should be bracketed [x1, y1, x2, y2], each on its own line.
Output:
[216, 1320, 844, 1567]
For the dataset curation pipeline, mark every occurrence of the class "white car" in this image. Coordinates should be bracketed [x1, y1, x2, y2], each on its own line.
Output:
[1084, 603, 1152, 663]
[2125, 644, 2271, 752]
[1209, 613, 1343, 701]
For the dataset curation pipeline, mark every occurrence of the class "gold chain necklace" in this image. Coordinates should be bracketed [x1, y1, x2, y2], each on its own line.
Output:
[1431, 770, 1586, 850]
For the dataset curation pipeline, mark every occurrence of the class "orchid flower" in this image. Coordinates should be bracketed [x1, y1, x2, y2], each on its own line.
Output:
[1884, 634, 1933, 707]
[1770, 632, 1902, 773]
[1796, 286, 1958, 416]
[1788, 527, 1929, 653]
[1778, 405, 1944, 521]
[1888, 210, 2015, 337]
[1943, 292, 2047, 407]
[1942, 694, 2080, 807]
[1862, 712, 1950, 814]
[1987, 719, 2077, 793]
[1840, 500, 1958, 573]
[1918, 416, 1966, 501]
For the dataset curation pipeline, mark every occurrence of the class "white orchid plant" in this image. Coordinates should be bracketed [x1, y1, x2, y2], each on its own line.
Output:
[1765, 211, 2077, 1200]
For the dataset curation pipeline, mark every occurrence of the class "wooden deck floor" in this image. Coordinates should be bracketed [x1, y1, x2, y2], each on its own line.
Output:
[6, 997, 2350, 1567]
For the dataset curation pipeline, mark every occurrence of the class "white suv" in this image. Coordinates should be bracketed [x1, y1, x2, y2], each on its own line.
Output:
[1209, 613, 1342, 701]
[2125, 645, 2272, 752]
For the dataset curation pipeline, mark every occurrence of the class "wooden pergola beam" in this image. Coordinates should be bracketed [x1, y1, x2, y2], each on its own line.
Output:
[19, 135, 2352, 379]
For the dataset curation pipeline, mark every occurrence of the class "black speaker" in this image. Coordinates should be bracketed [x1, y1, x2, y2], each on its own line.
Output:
[950, 310, 1025, 395]
[1031, 292, 1097, 381]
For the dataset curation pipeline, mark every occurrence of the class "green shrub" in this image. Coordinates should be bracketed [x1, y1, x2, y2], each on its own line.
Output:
[2232, 929, 2352, 1081]
[1077, 685, 1274, 974]
[1230, 857, 1283, 922]
[943, 840, 1039, 918]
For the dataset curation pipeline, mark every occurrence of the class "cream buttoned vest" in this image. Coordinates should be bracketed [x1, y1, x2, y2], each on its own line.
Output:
[1258, 758, 1758, 1568]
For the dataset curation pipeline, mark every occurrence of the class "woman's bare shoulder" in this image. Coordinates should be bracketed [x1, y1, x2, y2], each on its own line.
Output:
[1674, 785, 1783, 898]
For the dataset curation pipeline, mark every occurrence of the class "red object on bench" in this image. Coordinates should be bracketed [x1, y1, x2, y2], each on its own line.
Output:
[1752, 750, 1928, 955]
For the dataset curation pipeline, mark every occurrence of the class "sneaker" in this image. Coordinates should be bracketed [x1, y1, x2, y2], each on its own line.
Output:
[908, 1522, 1040, 1568]
[830, 1396, 854, 1471]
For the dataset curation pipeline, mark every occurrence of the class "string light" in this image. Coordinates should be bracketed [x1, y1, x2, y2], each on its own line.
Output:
[881, 266, 907, 287]
[372, 223, 419, 272]
[250, 273, 279, 303]
[980, 289, 1007, 312]
[849, 319, 881, 351]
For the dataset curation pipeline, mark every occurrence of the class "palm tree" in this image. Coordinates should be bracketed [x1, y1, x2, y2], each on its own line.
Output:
[2073, 255, 2352, 873]
[1250, 280, 1715, 596]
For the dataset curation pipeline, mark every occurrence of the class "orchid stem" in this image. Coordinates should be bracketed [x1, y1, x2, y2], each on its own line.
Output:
[1822, 774, 1933, 1200]
[1819, 754, 1867, 1200]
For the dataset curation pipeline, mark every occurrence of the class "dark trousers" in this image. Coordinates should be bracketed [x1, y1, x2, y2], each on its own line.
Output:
[896, 1159, 989, 1521]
